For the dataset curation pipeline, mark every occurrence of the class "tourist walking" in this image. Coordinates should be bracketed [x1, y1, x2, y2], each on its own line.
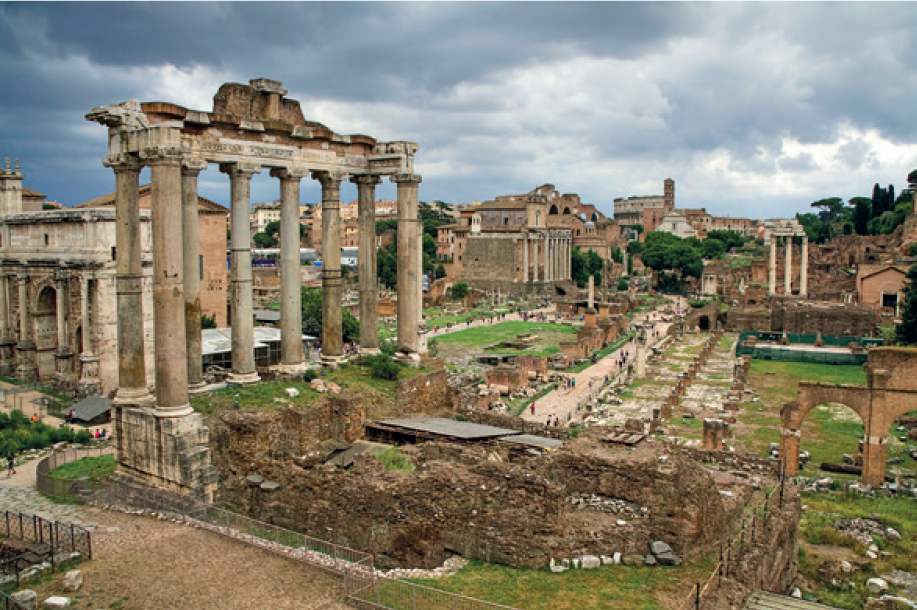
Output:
[6, 452, 16, 477]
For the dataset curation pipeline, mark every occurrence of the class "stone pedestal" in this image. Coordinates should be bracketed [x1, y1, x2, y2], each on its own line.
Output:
[702, 418, 729, 451]
[53, 347, 76, 392]
[77, 351, 101, 397]
[115, 406, 218, 502]
[0, 338, 16, 378]
[15, 342, 37, 383]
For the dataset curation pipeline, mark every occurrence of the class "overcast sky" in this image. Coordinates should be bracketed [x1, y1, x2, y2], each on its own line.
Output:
[2, 2, 916, 220]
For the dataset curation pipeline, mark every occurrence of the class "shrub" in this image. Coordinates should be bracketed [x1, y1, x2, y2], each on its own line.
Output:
[450, 281, 469, 299]
[379, 447, 415, 472]
[363, 354, 401, 380]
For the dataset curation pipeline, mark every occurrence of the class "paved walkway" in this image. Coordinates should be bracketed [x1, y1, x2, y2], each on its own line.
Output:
[520, 297, 684, 426]
[424, 303, 557, 338]
[0, 452, 90, 526]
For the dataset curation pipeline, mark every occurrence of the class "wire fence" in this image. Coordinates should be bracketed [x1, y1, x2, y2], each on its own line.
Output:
[0, 509, 92, 587]
[675, 473, 791, 610]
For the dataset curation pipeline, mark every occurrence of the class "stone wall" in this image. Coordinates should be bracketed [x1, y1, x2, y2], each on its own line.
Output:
[772, 301, 878, 336]
[514, 354, 548, 379]
[213, 440, 742, 570]
[199, 210, 228, 327]
[485, 365, 528, 393]
[463, 234, 518, 283]
[458, 407, 567, 440]
[396, 369, 454, 415]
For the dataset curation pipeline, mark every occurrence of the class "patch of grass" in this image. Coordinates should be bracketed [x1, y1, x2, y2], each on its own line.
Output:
[406, 558, 711, 610]
[379, 447, 415, 472]
[749, 361, 867, 388]
[46, 454, 116, 480]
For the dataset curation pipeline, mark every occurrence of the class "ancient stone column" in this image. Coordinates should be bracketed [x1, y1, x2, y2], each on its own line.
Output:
[352, 174, 381, 354]
[546, 236, 553, 282]
[394, 173, 423, 356]
[77, 273, 100, 397]
[221, 162, 261, 384]
[314, 170, 345, 364]
[0, 272, 16, 378]
[181, 159, 207, 393]
[52, 269, 75, 389]
[768, 239, 776, 296]
[146, 149, 192, 417]
[784, 238, 792, 295]
[14, 269, 37, 382]
[532, 242, 539, 282]
[543, 233, 549, 283]
[800, 235, 808, 298]
[273, 168, 309, 371]
[110, 156, 154, 406]
[522, 234, 529, 282]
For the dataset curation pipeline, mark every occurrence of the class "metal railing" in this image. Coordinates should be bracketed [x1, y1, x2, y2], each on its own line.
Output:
[106, 486, 522, 610]
[0, 509, 92, 587]
[35, 446, 114, 500]
[0, 591, 29, 610]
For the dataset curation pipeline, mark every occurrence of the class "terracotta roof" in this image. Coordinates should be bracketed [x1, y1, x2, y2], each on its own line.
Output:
[75, 184, 228, 214]
[856, 264, 907, 280]
[22, 187, 46, 199]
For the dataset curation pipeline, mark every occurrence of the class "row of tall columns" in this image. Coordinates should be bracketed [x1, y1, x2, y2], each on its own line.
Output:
[767, 236, 809, 297]
[519, 234, 572, 283]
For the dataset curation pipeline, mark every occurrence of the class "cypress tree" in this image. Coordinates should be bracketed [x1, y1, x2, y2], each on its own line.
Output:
[895, 265, 917, 345]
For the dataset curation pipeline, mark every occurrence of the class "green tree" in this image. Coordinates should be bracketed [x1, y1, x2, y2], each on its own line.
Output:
[253, 231, 277, 248]
[705, 230, 746, 251]
[200, 312, 217, 329]
[896, 265, 917, 345]
[851, 197, 871, 235]
[616, 278, 629, 291]
[434, 264, 447, 279]
[422, 233, 437, 259]
[702, 238, 725, 259]
[810, 197, 845, 222]
[301, 287, 358, 342]
[377, 244, 398, 289]
[450, 281, 469, 299]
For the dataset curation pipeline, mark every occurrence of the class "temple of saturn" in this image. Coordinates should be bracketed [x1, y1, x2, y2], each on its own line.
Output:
[763, 218, 808, 297]
[85, 78, 422, 499]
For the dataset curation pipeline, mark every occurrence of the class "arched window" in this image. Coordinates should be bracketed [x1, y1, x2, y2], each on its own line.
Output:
[549, 205, 559, 215]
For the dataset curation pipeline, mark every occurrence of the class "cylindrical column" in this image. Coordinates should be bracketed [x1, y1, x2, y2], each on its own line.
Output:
[272, 167, 309, 370]
[784, 238, 792, 295]
[182, 159, 207, 391]
[221, 162, 261, 384]
[76, 272, 101, 397]
[542, 234, 549, 283]
[314, 170, 345, 364]
[15, 268, 37, 382]
[148, 150, 191, 416]
[80, 274, 92, 355]
[768, 239, 776, 296]
[353, 175, 381, 354]
[110, 157, 153, 406]
[545, 237, 553, 281]
[53, 270, 74, 388]
[0, 272, 15, 377]
[533, 242, 539, 282]
[394, 174, 423, 355]
[800, 236, 808, 297]
[566, 238, 572, 279]
[522, 234, 529, 282]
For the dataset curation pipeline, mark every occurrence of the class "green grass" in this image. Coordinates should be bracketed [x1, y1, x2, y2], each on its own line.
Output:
[437, 321, 576, 356]
[797, 491, 917, 608]
[406, 558, 712, 610]
[749, 360, 867, 388]
[379, 447, 415, 472]
[46, 454, 116, 480]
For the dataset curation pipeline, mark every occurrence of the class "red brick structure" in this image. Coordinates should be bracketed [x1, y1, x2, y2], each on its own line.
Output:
[781, 347, 917, 486]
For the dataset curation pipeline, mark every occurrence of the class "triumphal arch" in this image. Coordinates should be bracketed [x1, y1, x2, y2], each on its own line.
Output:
[86, 78, 422, 500]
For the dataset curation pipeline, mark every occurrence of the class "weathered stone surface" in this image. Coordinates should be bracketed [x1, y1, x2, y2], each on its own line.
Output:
[644, 554, 657, 566]
[43, 597, 70, 609]
[650, 541, 672, 555]
[580, 555, 601, 569]
[61, 570, 82, 592]
[866, 577, 888, 594]
[654, 551, 681, 566]
[11, 590, 37, 610]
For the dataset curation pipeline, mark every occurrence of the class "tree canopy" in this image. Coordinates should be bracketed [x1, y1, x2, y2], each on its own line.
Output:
[301, 287, 359, 343]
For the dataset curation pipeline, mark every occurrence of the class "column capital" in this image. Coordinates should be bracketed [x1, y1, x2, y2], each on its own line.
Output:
[103, 154, 142, 172]
[270, 167, 310, 181]
[351, 174, 382, 186]
[16, 267, 28, 284]
[312, 169, 347, 187]
[391, 173, 422, 185]
[181, 156, 208, 176]
[219, 161, 261, 178]
[139, 146, 183, 165]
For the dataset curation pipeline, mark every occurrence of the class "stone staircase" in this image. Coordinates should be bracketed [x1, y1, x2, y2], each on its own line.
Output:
[743, 592, 842, 610]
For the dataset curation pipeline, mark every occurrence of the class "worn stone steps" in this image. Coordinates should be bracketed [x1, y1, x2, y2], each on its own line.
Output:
[744, 592, 842, 610]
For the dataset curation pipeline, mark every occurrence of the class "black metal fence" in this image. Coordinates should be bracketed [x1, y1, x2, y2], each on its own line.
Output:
[0, 591, 29, 610]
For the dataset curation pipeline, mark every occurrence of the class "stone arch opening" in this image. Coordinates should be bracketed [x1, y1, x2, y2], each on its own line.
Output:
[591, 213, 598, 221]
[34, 285, 58, 381]
[698, 315, 710, 331]
[562, 207, 571, 214]
[549, 204, 559, 215]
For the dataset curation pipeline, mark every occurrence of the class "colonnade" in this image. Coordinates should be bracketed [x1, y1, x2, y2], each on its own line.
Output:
[768, 235, 808, 297]
[520, 232, 572, 283]
[104, 149, 423, 415]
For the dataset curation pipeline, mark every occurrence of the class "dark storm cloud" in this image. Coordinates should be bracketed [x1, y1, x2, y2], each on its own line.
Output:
[1, 1, 916, 212]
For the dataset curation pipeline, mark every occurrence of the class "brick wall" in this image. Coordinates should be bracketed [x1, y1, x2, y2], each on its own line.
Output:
[396, 369, 454, 414]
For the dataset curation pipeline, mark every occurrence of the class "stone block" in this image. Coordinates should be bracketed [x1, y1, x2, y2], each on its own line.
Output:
[650, 541, 672, 555]
[580, 555, 601, 569]
[866, 577, 888, 594]
[613, 552, 622, 565]
[644, 554, 657, 566]
[43, 597, 70, 609]
[600, 555, 613, 566]
[61, 570, 82, 592]
[655, 551, 681, 566]
[11, 590, 37, 610]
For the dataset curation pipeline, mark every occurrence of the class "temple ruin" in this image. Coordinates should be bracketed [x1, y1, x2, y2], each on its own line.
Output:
[84, 78, 423, 499]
